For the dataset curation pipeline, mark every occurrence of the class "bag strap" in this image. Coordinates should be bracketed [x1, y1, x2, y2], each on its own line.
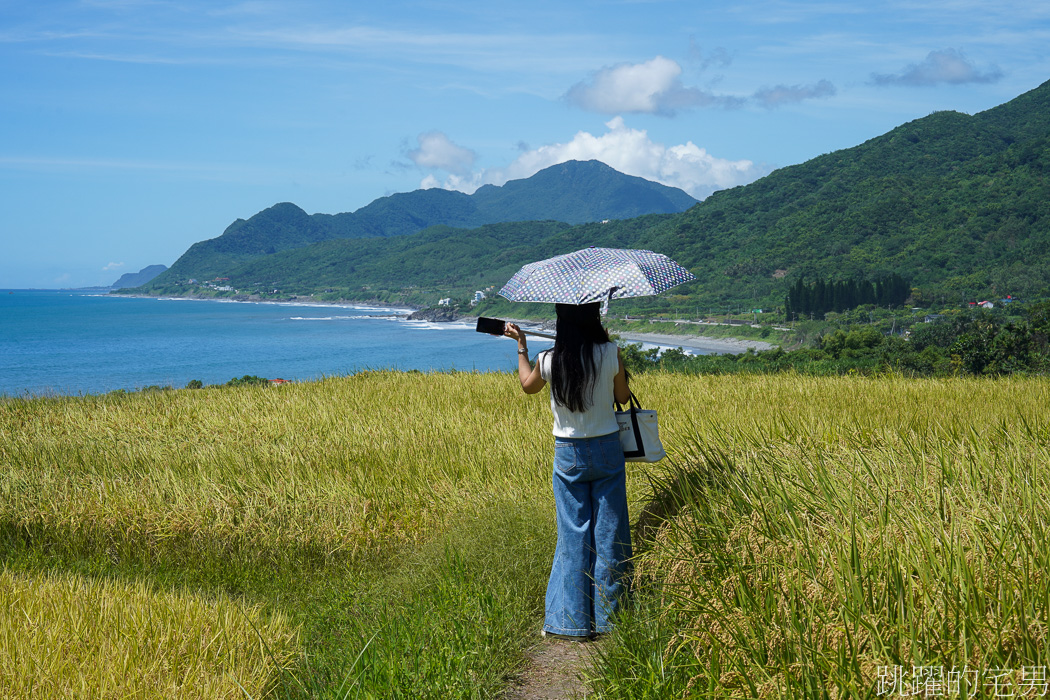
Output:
[616, 390, 646, 459]
[615, 390, 642, 413]
[620, 401, 645, 459]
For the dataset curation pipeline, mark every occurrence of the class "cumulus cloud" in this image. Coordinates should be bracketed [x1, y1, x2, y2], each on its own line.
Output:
[407, 131, 476, 176]
[871, 49, 1003, 87]
[565, 56, 835, 114]
[419, 117, 768, 201]
[102, 261, 125, 271]
[564, 56, 744, 115]
[753, 79, 836, 108]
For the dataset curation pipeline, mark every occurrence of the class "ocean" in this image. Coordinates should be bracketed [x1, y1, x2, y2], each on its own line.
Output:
[1, 290, 565, 397]
[1, 290, 717, 398]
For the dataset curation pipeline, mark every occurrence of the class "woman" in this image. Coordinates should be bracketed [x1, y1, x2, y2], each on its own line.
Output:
[505, 302, 633, 640]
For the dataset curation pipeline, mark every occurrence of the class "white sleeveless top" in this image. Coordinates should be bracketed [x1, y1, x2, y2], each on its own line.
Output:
[537, 342, 620, 438]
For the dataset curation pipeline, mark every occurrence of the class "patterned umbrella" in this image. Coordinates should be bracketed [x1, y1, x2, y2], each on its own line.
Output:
[498, 247, 696, 307]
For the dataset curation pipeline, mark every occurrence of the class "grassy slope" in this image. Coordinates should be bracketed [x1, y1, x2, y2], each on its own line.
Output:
[3, 372, 1050, 697]
[0, 371, 663, 697]
[592, 374, 1050, 698]
[0, 372, 551, 697]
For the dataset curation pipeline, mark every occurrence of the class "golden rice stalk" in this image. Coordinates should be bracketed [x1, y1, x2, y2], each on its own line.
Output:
[0, 569, 300, 699]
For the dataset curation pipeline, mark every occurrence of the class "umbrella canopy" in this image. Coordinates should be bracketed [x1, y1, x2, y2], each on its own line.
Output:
[498, 247, 695, 306]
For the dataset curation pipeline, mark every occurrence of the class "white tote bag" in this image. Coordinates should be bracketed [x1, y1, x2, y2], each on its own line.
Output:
[615, 392, 666, 463]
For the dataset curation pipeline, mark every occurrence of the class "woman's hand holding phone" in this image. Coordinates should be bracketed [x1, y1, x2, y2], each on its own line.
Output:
[504, 323, 524, 341]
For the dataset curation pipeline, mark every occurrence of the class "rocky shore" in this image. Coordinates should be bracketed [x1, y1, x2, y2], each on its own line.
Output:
[406, 306, 460, 322]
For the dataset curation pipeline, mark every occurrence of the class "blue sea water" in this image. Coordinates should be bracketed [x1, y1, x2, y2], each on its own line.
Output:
[1, 290, 557, 397]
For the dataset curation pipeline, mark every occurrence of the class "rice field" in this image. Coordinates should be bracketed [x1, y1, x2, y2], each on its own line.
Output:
[0, 568, 298, 698]
[592, 374, 1050, 699]
[2, 371, 1049, 697]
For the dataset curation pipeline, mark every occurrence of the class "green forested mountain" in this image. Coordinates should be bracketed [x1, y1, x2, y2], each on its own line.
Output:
[467, 160, 697, 222]
[204, 215, 679, 303]
[644, 78, 1050, 306]
[225, 221, 576, 293]
[110, 264, 167, 289]
[147, 160, 697, 285]
[143, 79, 1050, 311]
[161, 203, 332, 282]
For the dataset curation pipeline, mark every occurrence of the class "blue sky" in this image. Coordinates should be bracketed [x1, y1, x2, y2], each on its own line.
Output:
[2, 0, 1048, 288]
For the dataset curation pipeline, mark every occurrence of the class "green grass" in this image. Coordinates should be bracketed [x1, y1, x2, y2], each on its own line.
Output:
[4, 371, 1050, 697]
[0, 370, 665, 697]
[590, 374, 1050, 699]
[0, 371, 565, 697]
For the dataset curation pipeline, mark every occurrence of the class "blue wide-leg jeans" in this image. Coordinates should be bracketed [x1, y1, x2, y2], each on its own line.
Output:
[543, 432, 633, 637]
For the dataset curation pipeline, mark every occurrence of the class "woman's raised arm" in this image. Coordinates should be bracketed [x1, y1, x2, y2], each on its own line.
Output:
[505, 323, 547, 394]
[614, 348, 631, 405]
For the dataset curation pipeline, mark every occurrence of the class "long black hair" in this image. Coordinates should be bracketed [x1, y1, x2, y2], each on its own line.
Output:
[549, 302, 611, 412]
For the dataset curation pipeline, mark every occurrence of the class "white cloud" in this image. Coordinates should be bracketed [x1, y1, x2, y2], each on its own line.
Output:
[753, 79, 836, 107]
[871, 49, 1003, 86]
[420, 117, 767, 201]
[102, 261, 125, 271]
[564, 56, 747, 115]
[231, 24, 598, 77]
[566, 56, 683, 114]
[407, 131, 477, 177]
[565, 56, 839, 114]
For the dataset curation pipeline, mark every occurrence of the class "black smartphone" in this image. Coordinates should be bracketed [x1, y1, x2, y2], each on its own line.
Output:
[475, 316, 507, 336]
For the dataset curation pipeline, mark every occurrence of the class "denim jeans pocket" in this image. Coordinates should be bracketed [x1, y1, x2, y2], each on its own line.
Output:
[554, 443, 577, 473]
[600, 435, 626, 471]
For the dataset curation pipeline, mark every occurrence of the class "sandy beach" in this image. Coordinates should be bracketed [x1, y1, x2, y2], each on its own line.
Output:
[613, 330, 775, 354]
[501, 317, 775, 355]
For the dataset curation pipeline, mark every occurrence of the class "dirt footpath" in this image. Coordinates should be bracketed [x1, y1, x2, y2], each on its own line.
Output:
[500, 638, 598, 700]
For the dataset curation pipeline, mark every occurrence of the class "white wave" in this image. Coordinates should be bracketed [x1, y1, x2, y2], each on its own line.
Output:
[151, 296, 412, 315]
[350, 304, 413, 313]
[291, 314, 406, 322]
[636, 342, 696, 356]
[257, 300, 412, 314]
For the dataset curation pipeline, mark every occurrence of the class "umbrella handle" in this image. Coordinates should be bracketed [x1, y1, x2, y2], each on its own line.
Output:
[522, 329, 556, 340]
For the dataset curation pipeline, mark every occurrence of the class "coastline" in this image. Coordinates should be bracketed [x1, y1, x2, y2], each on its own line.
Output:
[500, 316, 775, 355]
[110, 291, 415, 315]
[109, 293, 774, 355]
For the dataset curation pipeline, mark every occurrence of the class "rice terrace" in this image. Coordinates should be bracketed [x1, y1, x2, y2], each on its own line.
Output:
[3, 370, 1049, 697]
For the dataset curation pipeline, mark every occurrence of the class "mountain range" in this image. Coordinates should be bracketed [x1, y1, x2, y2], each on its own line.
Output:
[147, 160, 697, 285]
[111, 264, 167, 289]
[138, 78, 1050, 311]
